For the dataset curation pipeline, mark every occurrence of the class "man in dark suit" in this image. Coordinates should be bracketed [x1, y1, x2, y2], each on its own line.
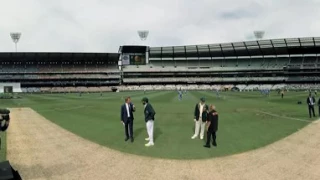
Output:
[307, 94, 316, 118]
[121, 97, 135, 142]
[142, 97, 156, 147]
[318, 96, 320, 117]
[204, 105, 218, 148]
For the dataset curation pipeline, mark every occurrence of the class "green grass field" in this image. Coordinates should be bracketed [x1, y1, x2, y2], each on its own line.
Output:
[1, 90, 318, 160]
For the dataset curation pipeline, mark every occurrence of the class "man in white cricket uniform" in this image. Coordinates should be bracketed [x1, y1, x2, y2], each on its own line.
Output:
[142, 97, 156, 147]
[191, 97, 208, 140]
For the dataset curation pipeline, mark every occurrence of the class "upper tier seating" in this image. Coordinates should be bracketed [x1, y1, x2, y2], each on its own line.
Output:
[0, 62, 119, 73]
[127, 57, 290, 72]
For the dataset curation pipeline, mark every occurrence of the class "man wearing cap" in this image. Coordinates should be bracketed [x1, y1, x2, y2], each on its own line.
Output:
[142, 97, 156, 147]
[191, 97, 208, 140]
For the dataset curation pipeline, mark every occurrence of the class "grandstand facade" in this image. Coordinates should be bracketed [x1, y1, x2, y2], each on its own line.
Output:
[123, 37, 320, 85]
[1, 37, 320, 92]
[0, 53, 120, 92]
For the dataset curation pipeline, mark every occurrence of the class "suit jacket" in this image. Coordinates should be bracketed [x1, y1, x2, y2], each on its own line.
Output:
[194, 103, 208, 122]
[144, 103, 156, 122]
[307, 97, 316, 106]
[207, 110, 218, 132]
[121, 103, 135, 123]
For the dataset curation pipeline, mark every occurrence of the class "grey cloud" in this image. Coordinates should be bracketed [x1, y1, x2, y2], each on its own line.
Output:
[219, 9, 259, 20]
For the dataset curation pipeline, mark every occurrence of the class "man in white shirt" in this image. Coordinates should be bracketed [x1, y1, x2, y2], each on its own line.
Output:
[121, 97, 136, 142]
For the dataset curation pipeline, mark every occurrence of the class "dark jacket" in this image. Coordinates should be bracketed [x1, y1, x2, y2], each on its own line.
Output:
[307, 97, 316, 106]
[207, 110, 218, 132]
[144, 103, 156, 122]
[194, 103, 208, 122]
[120, 103, 135, 123]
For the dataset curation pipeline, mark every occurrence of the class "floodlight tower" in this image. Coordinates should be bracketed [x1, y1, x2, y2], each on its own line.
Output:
[253, 31, 265, 40]
[10, 32, 22, 52]
[137, 30, 150, 64]
[254, 31, 266, 66]
[137, 30, 149, 42]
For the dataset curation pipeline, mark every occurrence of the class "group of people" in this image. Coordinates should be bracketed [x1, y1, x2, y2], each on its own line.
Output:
[191, 97, 219, 148]
[306, 93, 320, 118]
[177, 89, 187, 101]
[120, 96, 219, 149]
[120, 96, 156, 147]
[260, 89, 270, 96]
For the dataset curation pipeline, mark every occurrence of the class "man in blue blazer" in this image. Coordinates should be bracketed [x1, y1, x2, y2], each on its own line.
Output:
[121, 97, 136, 142]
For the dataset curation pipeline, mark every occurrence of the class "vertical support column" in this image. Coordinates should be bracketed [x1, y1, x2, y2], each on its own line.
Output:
[146, 46, 149, 64]
[117, 52, 123, 85]
[173, 46, 176, 67]
[196, 45, 200, 67]
[207, 45, 213, 67]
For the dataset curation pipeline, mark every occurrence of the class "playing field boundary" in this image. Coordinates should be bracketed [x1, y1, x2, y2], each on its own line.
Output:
[6, 107, 320, 180]
[254, 110, 313, 123]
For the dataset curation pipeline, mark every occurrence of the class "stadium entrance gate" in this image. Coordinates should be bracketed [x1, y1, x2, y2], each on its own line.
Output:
[0, 83, 22, 93]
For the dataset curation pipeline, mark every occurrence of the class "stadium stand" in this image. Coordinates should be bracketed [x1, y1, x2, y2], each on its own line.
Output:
[121, 37, 320, 92]
[0, 37, 320, 93]
[0, 53, 120, 93]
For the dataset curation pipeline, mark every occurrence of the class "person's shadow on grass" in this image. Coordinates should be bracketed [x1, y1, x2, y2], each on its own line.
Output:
[134, 127, 144, 138]
[191, 125, 207, 143]
[154, 127, 163, 142]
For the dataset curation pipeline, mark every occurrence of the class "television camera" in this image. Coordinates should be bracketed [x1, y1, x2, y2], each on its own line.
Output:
[0, 109, 10, 129]
[0, 109, 10, 150]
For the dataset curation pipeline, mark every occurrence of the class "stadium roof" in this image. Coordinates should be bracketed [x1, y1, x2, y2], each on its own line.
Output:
[149, 37, 320, 58]
[0, 52, 119, 62]
[1, 37, 320, 60]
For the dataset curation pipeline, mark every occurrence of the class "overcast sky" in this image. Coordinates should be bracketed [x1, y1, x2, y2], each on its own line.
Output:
[0, 0, 319, 52]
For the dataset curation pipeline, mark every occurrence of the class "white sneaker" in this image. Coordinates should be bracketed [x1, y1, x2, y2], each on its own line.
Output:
[145, 138, 150, 141]
[145, 142, 154, 147]
[200, 136, 204, 140]
[191, 135, 197, 139]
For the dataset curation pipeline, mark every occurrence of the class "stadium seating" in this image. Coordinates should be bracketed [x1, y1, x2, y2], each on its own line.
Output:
[1, 37, 320, 93]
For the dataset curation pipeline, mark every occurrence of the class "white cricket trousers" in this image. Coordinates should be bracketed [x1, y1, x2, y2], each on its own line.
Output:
[146, 120, 154, 143]
[194, 120, 206, 138]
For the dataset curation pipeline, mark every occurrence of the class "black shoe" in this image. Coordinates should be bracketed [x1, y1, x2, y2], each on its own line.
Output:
[130, 137, 134, 142]
[125, 137, 129, 141]
[212, 141, 217, 147]
[203, 144, 210, 148]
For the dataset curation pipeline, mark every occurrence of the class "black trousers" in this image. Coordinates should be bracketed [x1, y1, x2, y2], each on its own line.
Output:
[205, 130, 216, 146]
[308, 105, 315, 118]
[125, 118, 133, 138]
